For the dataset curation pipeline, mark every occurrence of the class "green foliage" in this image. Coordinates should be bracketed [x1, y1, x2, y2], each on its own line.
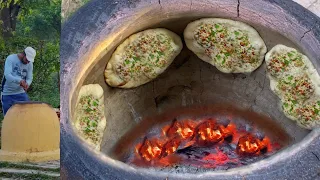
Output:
[16, 0, 61, 40]
[0, 0, 60, 111]
[0, 37, 60, 108]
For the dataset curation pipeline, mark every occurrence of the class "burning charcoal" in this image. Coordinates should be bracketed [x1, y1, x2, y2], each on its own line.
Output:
[236, 133, 270, 156]
[130, 113, 278, 172]
[196, 120, 223, 145]
[196, 120, 235, 146]
[236, 134, 260, 155]
[161, 137, 181, 157]
[165, 119, 196, 140]
[137, 138, 163, 161]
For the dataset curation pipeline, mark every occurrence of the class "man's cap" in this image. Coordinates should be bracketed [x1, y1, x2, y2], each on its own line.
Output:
[24, 47, 36, 63]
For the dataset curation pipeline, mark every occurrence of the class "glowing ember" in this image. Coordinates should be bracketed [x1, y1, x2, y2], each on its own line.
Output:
[196, 119, 234, 145]
[136, 138, 164, 162]
[164, 119, 196, 139]
[202, 147, 239, 168]
[236, 134, 268, 155]
[131, 117, 280, 169]
[161, 137, 181, 157]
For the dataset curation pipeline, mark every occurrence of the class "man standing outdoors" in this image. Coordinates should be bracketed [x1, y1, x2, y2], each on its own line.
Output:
[1, 47, 36, 116]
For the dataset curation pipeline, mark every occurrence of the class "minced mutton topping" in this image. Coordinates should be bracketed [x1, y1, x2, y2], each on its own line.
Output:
[194, 23, 258, 69]
[267, 46, 320, 128]
[296, 100, 320, 124]
[77, 95, 103, 144]
[276, 74, 315, 101]
[267, 50, 305, 78]
[115, 33, 174, 82]
[282, 97, 320, 125]
[282, 97, 301, 118]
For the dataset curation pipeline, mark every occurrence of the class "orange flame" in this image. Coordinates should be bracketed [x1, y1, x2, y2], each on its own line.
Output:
[165, 119, 197, 139]
[236, 133, 269, 155]
[136, 138, 164, 162]
[196, 120, 233, 145]
[161, 137, 181, 157]
[135, 118, 275, 165]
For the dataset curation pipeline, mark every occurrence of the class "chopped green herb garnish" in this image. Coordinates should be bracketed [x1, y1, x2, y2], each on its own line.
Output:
[133, 57, 140, 61]
[317, 101, 320, 106]
[290, 106, 293, 112]
[157, 51, 164, 56]
[287, 52, 293, 57]
[215, 24, 220, 29]
[91, 121, 97, 127]
[84, 127, 91, 133]
[292, 100, 297, 105]
[288, 76, 293, 81]
[284, 60, 290, 65]
[234, 31, 240, 36]
[211, 31, 216, 36]
[93, 101, 98, 106]
[225, 52, 231, 57]
[216, 54, 221, 60]
[150, 54, 155, 59]
[315, 109, 319, 115]
[222, 59, 226, 64]
[125, 59, 130, 64]
[283, 103, 288, 108]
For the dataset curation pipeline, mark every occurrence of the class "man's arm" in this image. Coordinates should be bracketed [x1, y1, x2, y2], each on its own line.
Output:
[4, 57, 22, 83]
[26, 63, 33, 86]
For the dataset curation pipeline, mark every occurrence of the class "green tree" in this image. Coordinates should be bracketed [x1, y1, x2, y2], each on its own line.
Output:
[0, 0, 60, 111]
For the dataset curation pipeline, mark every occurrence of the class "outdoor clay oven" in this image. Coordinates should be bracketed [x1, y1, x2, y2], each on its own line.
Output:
[60, 0, 320, 179]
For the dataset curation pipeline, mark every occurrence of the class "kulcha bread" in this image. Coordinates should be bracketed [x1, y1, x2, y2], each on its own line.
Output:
[105, 28, 183, 88]
[184, 18, 267, 73]
[265, 44, 320, 129]
[74, 84, 107, 150]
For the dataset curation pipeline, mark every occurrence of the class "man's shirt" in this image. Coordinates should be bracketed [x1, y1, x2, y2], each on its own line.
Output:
[1, 54, 33, 95]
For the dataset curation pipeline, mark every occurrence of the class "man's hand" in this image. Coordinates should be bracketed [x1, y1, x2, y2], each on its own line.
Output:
[23, 84, 29, 91]
[20, 80, 29, 91]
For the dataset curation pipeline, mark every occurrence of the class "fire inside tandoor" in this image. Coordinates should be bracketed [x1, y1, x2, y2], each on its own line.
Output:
[127, 117, 281, 170]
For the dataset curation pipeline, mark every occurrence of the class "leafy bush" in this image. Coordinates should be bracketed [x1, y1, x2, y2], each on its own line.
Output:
[0, 36, 60, 110]
[0, 0, 60, 152]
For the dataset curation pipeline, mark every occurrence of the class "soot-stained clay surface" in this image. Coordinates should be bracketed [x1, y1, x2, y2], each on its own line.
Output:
[60, 0, 320, 179]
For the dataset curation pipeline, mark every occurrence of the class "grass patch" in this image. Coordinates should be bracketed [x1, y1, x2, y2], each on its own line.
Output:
[0, 172, 59, 180]
[0, 162, 60, 173]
